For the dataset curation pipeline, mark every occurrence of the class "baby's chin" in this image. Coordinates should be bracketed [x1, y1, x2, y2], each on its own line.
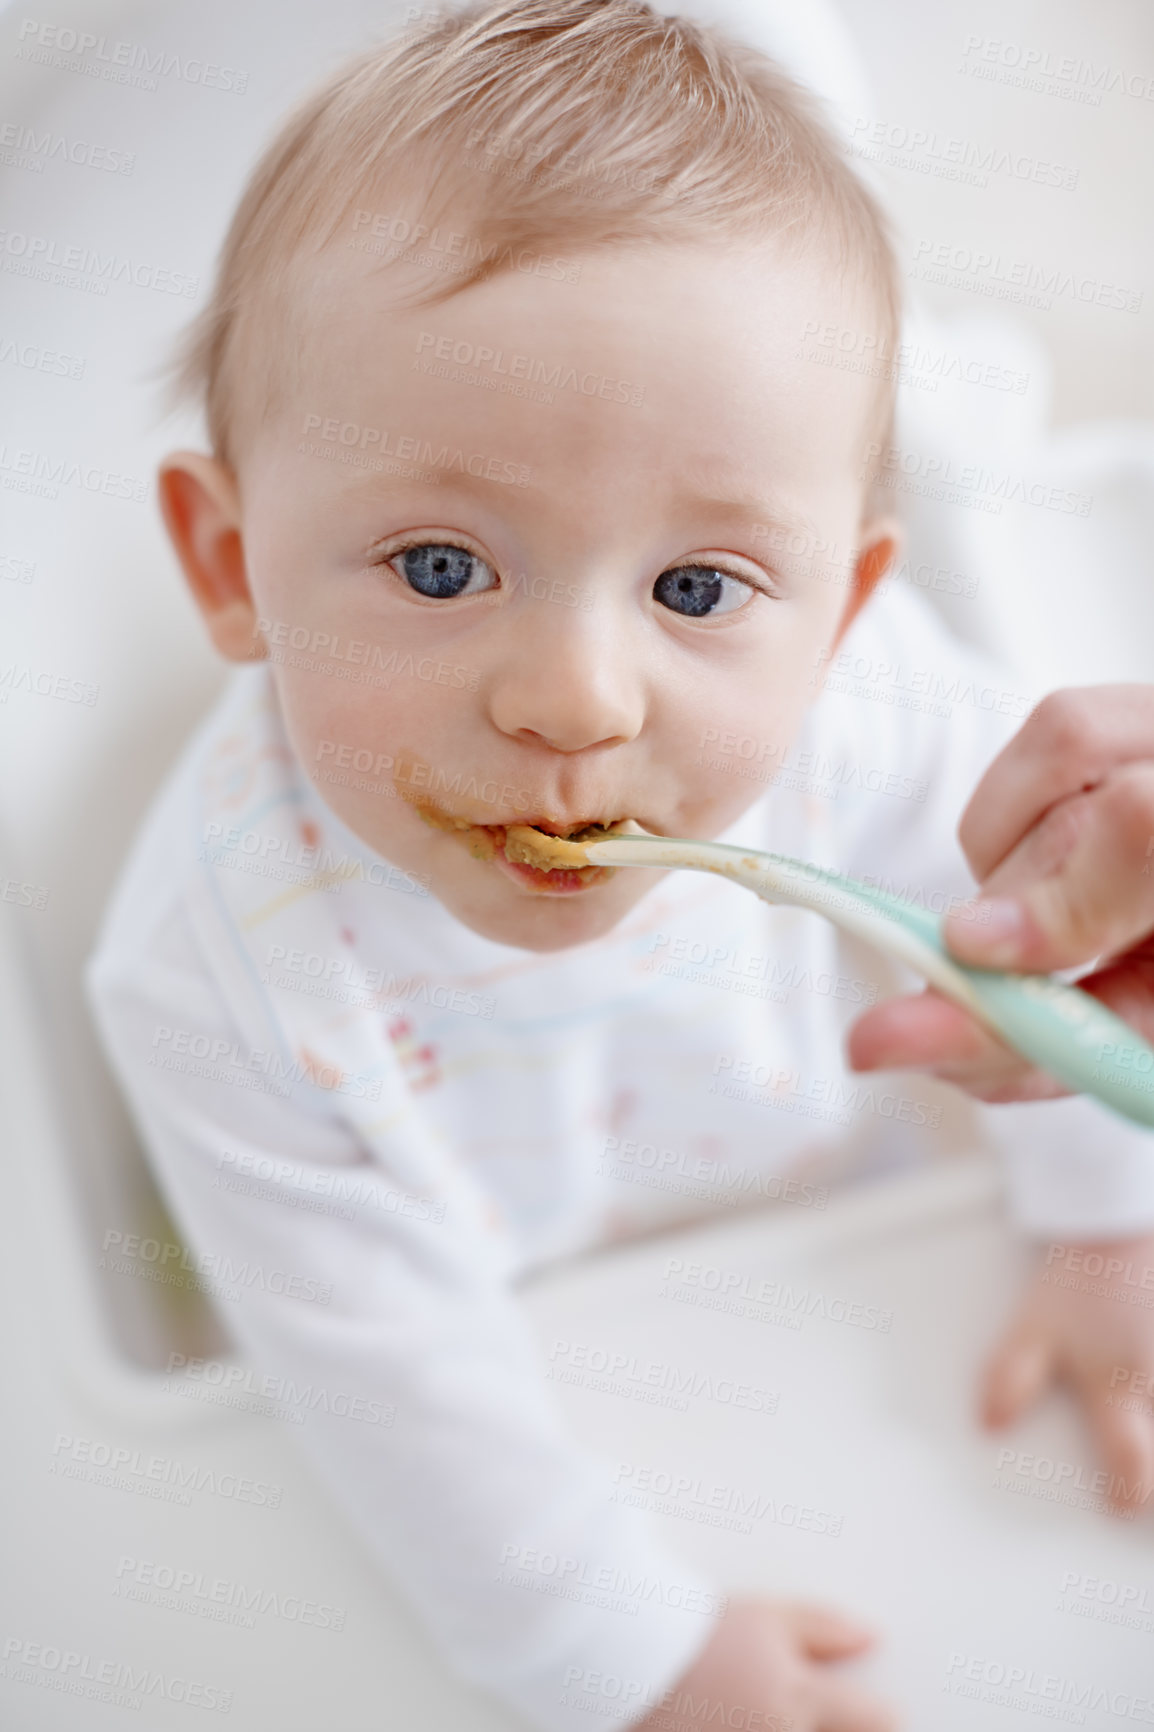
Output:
[432, 852, 664, 952]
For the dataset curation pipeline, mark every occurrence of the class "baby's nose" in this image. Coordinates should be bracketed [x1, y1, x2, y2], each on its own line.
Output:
[486, 602, 644, 751]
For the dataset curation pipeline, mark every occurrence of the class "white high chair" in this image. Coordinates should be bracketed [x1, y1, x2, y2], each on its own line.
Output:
[3, 1, 1152, 1725]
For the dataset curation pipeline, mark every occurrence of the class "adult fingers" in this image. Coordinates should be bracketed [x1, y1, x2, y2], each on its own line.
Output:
[944, 764, 1154, 973]
[955, 687, 1154, 884]
[846, 988, 1069, 1103]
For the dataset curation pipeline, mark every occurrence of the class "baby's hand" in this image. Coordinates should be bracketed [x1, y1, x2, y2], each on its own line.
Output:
[981, 1232, 1154, 1516]
[633, 1596, 898, 1732]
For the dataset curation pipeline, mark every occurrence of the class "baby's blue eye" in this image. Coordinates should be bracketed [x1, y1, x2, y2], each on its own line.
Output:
[392, 543, 496, 598]
[653, 564, 752, 617]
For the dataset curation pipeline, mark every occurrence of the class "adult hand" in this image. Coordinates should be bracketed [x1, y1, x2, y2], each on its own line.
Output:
[848, 688, 1154, 1102]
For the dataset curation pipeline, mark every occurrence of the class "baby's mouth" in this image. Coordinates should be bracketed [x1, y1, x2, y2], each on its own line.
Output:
[414, 805, 636, 884]
[502, 819, 634, 870]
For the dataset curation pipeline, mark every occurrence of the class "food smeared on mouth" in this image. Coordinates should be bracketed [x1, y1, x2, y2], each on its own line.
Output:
[413, 802, 501, 860]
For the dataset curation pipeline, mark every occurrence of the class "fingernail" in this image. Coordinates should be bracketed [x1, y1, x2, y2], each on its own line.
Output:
[949, 898, 1027, 966]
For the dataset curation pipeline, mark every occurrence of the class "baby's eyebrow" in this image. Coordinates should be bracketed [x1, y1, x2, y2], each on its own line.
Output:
[343, 468, 515, 502]
[336, 458, 816, 547]
[673, 483, 816, 543]
[664, 453, 814, 536]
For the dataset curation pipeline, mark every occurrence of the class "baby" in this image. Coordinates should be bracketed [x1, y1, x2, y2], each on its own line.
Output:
[88, 3, 1154, 1729]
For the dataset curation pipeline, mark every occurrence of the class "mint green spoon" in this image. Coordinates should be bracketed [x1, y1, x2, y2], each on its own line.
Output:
[568, 826, 1154, 1131]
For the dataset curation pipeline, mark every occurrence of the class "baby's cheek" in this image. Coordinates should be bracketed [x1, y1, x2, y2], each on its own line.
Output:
[277, 668, 472, 862]
[269, 669, 378, 809]
[678, 668, 814, 832]
[690, 688, 797, 775]
[277, 668, 344, 768]
[291, 664, 390, 757]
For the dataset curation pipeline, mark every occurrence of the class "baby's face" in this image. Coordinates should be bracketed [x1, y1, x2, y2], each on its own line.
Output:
[223, 235, 895, 950]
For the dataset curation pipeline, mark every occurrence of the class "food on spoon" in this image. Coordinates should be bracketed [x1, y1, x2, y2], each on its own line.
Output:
[502, 820, 636, 870]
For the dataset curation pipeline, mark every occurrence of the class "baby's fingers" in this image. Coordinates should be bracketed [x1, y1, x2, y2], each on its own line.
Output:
[980, 1322, 1055, 1429]
[775, 1601, 878, 1660]
[1082, 1380, 1154, 1515]
[813, 1677, 900, 1732]
[773, 1606, 899, 1732]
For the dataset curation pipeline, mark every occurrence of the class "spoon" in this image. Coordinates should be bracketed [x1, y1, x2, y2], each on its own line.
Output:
[505, 822, 1154, 1131]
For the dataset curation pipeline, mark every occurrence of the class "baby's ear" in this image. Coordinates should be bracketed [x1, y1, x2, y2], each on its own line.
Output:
[157, 451, 266, 663]
[832, 510, 903, 650]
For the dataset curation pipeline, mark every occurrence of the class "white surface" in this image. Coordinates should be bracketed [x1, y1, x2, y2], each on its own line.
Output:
[529, 1162, 1154, 1723]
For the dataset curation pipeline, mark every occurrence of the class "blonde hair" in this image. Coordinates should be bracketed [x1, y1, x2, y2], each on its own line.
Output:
[161, 0, 900, 471]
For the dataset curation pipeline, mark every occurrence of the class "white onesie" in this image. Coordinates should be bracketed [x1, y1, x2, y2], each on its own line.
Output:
[87, 579, 1154, 1731]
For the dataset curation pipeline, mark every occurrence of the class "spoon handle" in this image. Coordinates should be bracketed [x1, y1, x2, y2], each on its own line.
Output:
[583, 834, 1154, 1131]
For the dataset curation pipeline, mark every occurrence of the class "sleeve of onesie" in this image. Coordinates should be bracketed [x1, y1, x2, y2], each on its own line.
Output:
[816, 580, 1154, 1241]
[86, 901, 723, 1732]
